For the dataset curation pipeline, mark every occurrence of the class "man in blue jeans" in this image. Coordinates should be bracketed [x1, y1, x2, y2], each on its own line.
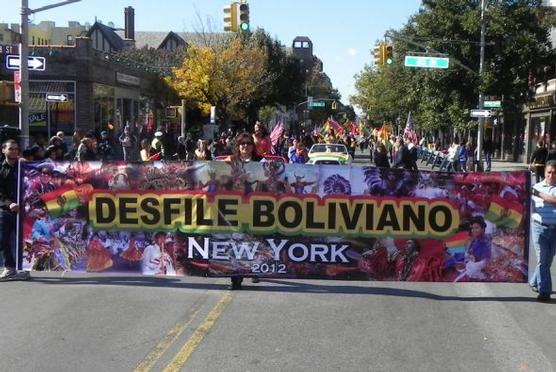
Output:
[530, 159, 556, 302]
[0, 140, 20, 279]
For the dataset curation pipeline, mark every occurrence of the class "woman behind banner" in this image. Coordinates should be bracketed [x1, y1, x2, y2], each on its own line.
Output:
[226, 133, 262, 290]
[530, 160, 556, 302]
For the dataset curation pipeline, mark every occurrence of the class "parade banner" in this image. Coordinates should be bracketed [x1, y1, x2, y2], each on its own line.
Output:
[21, 160, 530, 282]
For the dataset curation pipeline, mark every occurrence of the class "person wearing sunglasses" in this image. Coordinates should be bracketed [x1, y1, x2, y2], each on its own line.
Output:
[226, 133, 262, 289]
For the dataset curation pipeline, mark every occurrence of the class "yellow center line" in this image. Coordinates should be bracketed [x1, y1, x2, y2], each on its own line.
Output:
[134, 301, 203, 372]
[163, 292, 234, 372]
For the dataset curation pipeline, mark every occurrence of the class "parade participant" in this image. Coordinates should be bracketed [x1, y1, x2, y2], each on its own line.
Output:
[97, 130, 114, 162]
[226, 133, 262, 289]
[194, 139, 212, 161]
[253, 121, 271, 157]
[75, 133, 98, 161]
[391, 138, 411, 169]
[0, 140, 20, 279]
[288, 140, 308, 164]
[530, 140, 547, 183]
[140, 139, 160, 162]
[374, 142, 390, 168]
[530, 160, 556, 302]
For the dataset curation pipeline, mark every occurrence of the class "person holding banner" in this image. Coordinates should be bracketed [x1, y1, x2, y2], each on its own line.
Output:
[0, 140, 20, 279]
[226, 133, 262, 289]
[530, 160, 556, 302]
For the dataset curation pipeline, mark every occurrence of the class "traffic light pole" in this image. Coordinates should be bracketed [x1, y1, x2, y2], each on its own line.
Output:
[19, 0, 81, 148]
[476, 0, 487, 171]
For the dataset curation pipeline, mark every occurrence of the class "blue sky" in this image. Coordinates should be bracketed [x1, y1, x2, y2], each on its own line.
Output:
[2, 0, 422, 105]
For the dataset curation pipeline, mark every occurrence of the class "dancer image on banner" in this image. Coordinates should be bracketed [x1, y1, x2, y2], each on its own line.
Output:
[455, 216, 492, 281]
[290, 174, 316, 195]
[142, 232, 176, 276]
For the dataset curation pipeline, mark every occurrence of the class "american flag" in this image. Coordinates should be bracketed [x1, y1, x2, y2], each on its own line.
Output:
[403, 111, 418, 144]
[269, 121, 284, 154]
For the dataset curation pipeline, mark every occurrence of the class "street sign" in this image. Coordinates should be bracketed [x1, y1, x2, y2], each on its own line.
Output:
[0, 45, 18, 54]
[309, 101, 325, 108]
[45, 93, 68, 102]
[14, 71, 21, 103]
[470, 109, 492, 118]
[404, 55, 450, 69]
[6, 55, 46, 71]
[484, 100, 502, 108]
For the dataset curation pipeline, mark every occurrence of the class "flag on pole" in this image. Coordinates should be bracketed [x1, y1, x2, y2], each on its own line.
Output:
[403, 111, 418, 144]
[327, 117, 344, 134]
[269, 121, 284, 154]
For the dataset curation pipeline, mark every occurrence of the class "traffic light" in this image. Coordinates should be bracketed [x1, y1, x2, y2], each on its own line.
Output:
[238, 3, 250, 32]
[223, 3, 238, 32]
[385, 44, 394, 65]
[373, 43, 386, 66]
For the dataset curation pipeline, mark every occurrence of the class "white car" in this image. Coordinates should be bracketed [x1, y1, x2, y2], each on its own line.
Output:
[307, 143, 353, 165]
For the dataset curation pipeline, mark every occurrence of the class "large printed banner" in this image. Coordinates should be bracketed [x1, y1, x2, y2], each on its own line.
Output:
[21, 160, 530, 282]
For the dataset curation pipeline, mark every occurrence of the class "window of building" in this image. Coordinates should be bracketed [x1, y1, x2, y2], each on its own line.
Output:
[32, 35, 35, 44]
[67, 35, 74, 45]
[0, 34, 4, 42]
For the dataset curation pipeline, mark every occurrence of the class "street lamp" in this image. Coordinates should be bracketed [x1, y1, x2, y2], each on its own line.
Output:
[19, 0, 81, 147]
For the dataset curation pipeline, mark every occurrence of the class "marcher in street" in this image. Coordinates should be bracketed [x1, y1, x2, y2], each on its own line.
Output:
[97, 130, 114, 162]
[530, 160, 556, 302]
[226, 132, 262, 290]
[374, 142, 390, 168]
[75, 133, 98, 161]
[0, 140, 20, 279]
[530, 141, 548, 183]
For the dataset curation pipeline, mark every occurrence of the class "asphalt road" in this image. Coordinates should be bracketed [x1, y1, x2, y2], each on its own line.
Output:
[1, 255, 555, 372]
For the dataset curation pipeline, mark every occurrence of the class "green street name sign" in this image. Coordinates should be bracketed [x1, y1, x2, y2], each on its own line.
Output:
[404, 55, 450, 69]
[309, 101, 326, 108]
[484, 100, 502, 108]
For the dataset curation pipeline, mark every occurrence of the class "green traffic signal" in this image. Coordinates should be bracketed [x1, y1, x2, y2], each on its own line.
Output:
[385, 45, 394, 65]
[238, 3, 250, 32]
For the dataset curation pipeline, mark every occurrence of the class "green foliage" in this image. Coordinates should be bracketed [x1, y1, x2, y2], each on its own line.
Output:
[350, 0, 556, 134]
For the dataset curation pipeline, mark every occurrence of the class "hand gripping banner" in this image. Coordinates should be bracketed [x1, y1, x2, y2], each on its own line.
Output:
[20, 160, 530, 282]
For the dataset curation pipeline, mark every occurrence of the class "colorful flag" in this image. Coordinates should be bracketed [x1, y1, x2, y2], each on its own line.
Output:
[484, 196, 523, 229]
[41, 187, 81, 218]
[270, 121, 284, 148]
[327, 117, 344, 134]
[445, 231, 469, 260]
[403, 111, 418, 144]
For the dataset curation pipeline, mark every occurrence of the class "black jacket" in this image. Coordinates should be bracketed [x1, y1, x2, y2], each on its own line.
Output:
[0, 160, 17, 211]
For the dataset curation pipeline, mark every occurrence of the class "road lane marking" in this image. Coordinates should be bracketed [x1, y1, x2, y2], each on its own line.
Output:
[163, 292, 233, 371]
[134, 301, 203, 372]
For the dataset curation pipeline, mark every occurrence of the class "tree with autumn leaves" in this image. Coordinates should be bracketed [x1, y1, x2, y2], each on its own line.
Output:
[166, 32, 307, 124]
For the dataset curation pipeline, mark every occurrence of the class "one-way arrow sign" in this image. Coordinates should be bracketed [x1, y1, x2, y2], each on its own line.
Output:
[470, 109, 492, 118]
[46, 94, 68, 102]
[6, 55, 46, 71]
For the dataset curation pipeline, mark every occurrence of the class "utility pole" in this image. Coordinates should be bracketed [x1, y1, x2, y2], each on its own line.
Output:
[476, 0, 487, 171]
[19, 0, 81, 148]
[20, 0, 29, 148]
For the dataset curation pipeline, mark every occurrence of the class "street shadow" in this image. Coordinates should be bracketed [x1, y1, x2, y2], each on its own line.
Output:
[25, 274, 552, 303]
